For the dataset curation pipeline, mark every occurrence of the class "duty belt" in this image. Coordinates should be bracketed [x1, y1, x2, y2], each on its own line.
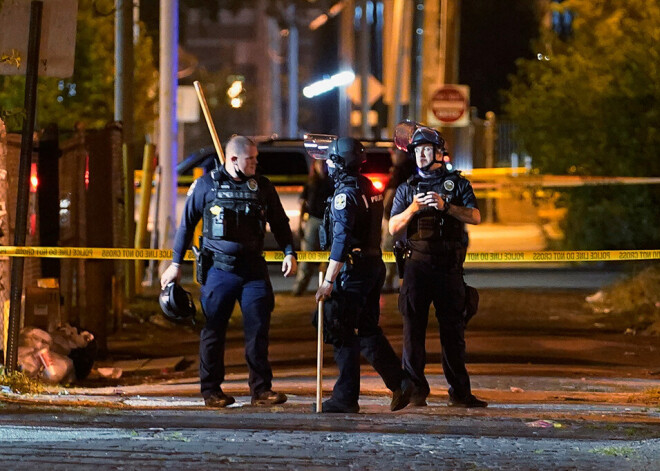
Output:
[350, 247, 381, 259]
[409, 243, 464, 265]
[212, 251, 263, 270]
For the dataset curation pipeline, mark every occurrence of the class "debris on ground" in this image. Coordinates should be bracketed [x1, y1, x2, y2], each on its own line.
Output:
[526, 419, 563, 428]
[15, 325, 97, 384]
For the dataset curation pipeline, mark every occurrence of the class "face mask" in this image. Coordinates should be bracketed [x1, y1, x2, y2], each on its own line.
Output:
[233, 161, 248, 180]
[327, 158, 342, 179]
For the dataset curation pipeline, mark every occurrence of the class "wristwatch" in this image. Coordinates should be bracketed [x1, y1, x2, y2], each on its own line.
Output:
[441, 202, 451, 215]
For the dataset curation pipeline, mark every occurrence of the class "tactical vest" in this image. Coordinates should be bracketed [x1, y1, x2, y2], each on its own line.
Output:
[202, 170, 266, 246]
[407, 172, 465, 246]
[320, 175, 383, 254]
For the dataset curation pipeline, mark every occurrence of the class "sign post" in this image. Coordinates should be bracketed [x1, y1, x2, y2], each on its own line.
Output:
[427, 84, 470, 127]
[1, 0, 78, 372]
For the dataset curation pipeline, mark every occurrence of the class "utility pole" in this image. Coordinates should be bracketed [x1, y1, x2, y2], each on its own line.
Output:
[359, 0, 370, 138]
[271, 16, 282, 137]
[115, 0, 135, 300]
[287, 4, 299, 138]
[410, 0, 424, 122]
[6, 0, 42, 373]
[338, 0, 354, 137]
[158, 0, 178, 265]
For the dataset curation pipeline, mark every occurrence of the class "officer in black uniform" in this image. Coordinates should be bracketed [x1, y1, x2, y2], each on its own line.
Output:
[314, 137, 412, 413]
[389, 127, 487, 408]
[161, 135, 297, 408]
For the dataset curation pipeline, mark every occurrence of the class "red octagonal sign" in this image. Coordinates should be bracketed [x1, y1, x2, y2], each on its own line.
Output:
[430, 85, 468, 123]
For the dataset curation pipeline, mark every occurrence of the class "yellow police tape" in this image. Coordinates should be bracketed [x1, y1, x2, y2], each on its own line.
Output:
[1, 246, 659, 263]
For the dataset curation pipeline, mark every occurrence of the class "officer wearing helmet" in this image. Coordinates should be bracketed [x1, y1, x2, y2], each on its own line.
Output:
[314, 137, 412, 413]
[161, 135, 297, 408]
[389, 125, 487, 408]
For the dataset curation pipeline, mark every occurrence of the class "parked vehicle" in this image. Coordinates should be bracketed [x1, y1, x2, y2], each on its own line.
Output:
[138, 138, 394, 249]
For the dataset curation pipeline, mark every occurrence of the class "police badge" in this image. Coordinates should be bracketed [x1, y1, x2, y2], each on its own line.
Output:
[247, 178, 258, 191]
[334, 193, 347, 210]
[443, 180, 455, 192]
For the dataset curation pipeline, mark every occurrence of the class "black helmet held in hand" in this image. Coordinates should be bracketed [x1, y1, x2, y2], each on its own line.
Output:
[159, 282, 197, 323]
[328, 137, 366, 172]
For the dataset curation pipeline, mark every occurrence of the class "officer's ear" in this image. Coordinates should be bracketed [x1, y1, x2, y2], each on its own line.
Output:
[229, 155, 238, 164]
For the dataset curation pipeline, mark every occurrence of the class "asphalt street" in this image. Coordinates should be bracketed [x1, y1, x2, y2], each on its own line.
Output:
[0, 404, 658, 470]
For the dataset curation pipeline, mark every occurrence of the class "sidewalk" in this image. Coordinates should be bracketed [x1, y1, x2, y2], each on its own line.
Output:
[3, 366, 660, 417]
[3, 272, 658, 416]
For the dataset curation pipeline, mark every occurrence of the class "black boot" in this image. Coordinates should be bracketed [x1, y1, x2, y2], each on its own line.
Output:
[390, 377, 413, 411]
[448, 393, 488, 408]
[312, 397, 360, 413]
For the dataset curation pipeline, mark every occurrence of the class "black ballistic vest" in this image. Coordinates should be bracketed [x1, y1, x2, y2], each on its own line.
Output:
[321, 174, 383, 253]
[202, 171, 266, 247]
[407, 172, 465, 250]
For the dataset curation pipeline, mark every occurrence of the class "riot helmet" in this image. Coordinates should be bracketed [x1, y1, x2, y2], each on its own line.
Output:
[403, 124, 448, 171]
[159, 282, 197, 324]
[408, 127, 446, 154]
[327, 137, 366, 173]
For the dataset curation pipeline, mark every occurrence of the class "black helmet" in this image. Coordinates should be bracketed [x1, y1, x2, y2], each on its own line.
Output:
[328, 137, 366, 172]
[159, 282, 196, 323]
[408, 126, 446, 154]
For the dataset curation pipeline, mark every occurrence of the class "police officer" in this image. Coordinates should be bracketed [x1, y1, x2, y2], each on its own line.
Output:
[388, 126, 487, 408]
[315, 137, 412, 413]
[291, 159, 334, 296]
[161, 136, 297, 408]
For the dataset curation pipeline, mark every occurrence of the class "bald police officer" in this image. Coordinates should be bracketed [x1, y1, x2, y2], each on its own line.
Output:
[315, 137, 412, 413]
[161, 136, 297, 408]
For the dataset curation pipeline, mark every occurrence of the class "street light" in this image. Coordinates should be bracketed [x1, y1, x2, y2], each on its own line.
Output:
[303, 70, 355, 98]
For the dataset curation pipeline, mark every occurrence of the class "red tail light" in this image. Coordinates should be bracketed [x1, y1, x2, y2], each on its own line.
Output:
[30, 163, 38, 192]
[84, 153, 90, 190]
[365, 174, 388, 192]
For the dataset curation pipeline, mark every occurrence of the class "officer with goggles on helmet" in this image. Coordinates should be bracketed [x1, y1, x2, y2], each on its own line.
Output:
[161, 135, 297, 408]
[388, 124, 487, 408]
[310, 136, 412, 413]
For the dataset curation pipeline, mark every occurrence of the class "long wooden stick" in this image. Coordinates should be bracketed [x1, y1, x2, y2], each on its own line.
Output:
[316, 271, 324, 413]
[193, 80, 225, 165]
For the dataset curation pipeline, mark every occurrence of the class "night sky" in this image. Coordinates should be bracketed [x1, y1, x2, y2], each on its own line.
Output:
[459, 0, 539, 117]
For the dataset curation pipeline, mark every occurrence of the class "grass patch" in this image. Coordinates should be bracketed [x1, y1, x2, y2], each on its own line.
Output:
[587, 264, 660, 332]
[0, 367, 45, 395]
[588, 446, 636, 458]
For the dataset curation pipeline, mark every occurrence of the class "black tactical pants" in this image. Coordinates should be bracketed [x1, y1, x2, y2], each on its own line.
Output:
[399, 253, 471, 400]
[329, 258, 405, 406]
[199, 258, 275, 399]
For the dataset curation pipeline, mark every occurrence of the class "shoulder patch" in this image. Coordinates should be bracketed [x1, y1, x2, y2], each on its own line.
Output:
[334, 193, 347, 210]
[186, 179, 198, 196]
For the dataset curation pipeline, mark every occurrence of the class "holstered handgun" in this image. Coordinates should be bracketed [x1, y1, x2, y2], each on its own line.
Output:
[393, 240, 410, 279]
[318, 197, 333, 250]
[192, 237, 212, 285]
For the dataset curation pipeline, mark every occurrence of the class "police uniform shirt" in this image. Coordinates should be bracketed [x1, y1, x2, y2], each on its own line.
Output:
[390, 168, 478, 249]
[329, 174, 383, 263]
[172, 167, 295, 264]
